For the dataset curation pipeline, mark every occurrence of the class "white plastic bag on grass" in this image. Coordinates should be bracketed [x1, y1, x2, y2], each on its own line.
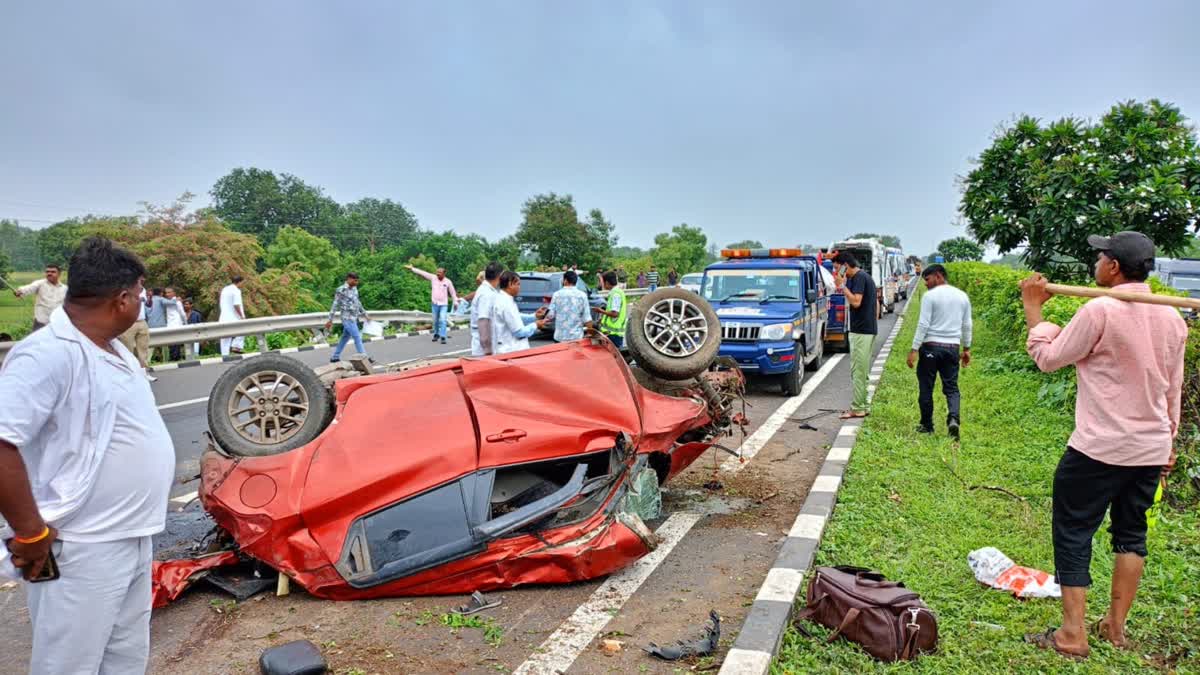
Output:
[968, 547, 1061, 599]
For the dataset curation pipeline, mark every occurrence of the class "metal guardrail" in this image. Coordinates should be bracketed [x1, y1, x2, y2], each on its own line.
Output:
[0, 286, 656, 362]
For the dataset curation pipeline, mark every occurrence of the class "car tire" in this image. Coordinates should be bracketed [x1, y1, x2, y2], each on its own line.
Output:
[805, 336, 824, 372]
[208, 354, 334, 457]
[626, 287, 721, 381]
[781, 356, 804, 396]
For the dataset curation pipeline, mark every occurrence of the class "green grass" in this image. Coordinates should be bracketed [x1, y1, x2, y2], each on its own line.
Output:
[0, 271, 42, 339]
[773, 289, 1200, 674]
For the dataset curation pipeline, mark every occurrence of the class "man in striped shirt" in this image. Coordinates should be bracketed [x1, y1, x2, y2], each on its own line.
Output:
[646, 266, 660, 291]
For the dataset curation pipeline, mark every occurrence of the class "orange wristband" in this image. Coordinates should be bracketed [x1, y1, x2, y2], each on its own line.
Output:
[13, 526, 50, 545]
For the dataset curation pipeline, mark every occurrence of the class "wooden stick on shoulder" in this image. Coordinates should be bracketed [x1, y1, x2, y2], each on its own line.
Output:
[1045, 283, 1200, 310]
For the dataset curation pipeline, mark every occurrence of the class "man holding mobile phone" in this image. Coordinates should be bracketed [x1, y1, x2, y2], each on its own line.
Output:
[0, 237, 175, 674]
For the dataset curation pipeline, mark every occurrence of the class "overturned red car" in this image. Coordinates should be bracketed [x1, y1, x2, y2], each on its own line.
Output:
[154, 289, 743, 605]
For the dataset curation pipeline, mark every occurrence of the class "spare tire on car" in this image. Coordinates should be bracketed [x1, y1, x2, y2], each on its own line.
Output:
[207, 354, 334, 457]
[626, 287, 722, 381]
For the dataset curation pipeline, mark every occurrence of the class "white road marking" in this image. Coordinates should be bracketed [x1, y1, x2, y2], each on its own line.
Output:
[514, 512, 703, 675]
[755, 567, 805, 603]
[721, 649, 773, 674]
[788, 513, 825, 539]
[157, 396, 209, 411]
[720, 354, 845, 472]
[837, 426, 859, 437]
[811, 474, 841, 493]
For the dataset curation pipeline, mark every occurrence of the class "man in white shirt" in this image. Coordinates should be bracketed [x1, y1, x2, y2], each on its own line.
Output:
[906, 264, 973, 439]
[12, 264, 67, 332]
[492, 271, 548, 354]
[470, 263, 503, 356]
[0, 237, 175, 674]
[219, 275, 247, 356]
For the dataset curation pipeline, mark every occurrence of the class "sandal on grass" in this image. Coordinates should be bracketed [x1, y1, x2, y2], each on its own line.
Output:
[1025, 628, 1089, 661]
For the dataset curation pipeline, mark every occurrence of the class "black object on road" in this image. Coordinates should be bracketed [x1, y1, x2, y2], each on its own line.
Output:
[644, 610, 721, 660]
[452, 590, 503, 616]
[259, 640, 328, 675]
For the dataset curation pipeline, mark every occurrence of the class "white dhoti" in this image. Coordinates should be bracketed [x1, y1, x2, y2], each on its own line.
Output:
[25, 536, 153, 675]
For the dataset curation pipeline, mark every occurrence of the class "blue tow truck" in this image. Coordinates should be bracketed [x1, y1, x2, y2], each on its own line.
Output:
[700, 248, 829, 396]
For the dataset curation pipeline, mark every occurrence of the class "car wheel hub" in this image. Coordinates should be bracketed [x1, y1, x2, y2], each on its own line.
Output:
[227, 370, 311, 445]
[643, 297, 709, 358]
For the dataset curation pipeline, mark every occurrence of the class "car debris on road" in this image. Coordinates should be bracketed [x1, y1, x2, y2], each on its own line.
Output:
[644, 609, 721, 661]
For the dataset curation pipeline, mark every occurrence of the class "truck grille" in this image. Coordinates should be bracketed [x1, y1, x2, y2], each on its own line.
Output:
[722, 324, 760, 341]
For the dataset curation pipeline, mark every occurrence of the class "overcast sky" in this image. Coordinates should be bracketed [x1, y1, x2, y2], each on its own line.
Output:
[2, 1, 1197, 255]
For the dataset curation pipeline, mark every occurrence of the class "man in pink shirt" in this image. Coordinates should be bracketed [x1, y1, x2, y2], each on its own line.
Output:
[406, 265, 458, 345]
[1020, 231, 1185, 659]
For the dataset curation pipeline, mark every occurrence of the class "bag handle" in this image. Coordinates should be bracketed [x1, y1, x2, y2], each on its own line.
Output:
[826, 607, 861, 643]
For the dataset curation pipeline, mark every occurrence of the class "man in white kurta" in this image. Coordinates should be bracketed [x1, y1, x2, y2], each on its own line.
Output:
[0, 237, 174, 674]
[491, 271, 546, 354]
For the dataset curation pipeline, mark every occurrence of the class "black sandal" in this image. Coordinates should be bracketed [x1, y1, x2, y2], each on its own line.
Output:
[1024, 628, 1088, 661]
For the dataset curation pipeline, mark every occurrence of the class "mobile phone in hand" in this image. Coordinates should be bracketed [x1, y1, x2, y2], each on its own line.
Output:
[4, 540, 60, 583]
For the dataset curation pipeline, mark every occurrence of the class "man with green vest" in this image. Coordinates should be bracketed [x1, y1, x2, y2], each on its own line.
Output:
[595, 270, 628, 348]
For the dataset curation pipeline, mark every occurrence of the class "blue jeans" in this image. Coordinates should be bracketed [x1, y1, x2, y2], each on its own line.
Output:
[604, 333, 624, 349]
[649, 284, 658, 292]
[332, 320, 366, 360]
[432, 303, 448, 338]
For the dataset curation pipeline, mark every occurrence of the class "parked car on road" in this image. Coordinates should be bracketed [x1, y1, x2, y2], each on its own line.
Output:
[152, 288, 743, 604]
[679, 273, 703, 293]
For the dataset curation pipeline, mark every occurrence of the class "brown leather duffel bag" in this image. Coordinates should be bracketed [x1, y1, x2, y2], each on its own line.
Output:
[795, 566, 938, 661]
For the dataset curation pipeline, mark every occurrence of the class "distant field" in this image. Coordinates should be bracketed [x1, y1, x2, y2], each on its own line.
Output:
[1, 271, 46, 339]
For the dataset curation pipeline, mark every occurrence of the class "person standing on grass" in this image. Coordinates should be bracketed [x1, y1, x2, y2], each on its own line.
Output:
[906, 264, 972, 439]
[637, 270, 648, 289]
[833, 251, 877, 418]
[1020, 231, 1185, 660]
[470, 263, 503, 356]
[667, 267, 679, 287]
[405, 264, 458, 345]
[218, 275, 246, 356]
[325, 272, 373, 363]
[545, 270, 593, 342]
[12, 264, 66, 332]
[594, 271, 627, 348]
[0, 237, 174, 675]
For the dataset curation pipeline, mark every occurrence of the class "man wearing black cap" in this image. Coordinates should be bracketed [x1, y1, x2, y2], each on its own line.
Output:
[1020, 231, 1185, 659]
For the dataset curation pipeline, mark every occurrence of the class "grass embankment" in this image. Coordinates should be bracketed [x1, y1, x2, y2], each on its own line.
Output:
[0, 271, 41, 340]
[774, 285, 1200, 674]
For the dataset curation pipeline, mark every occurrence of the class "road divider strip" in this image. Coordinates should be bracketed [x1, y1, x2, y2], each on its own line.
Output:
[147, 325, 468, 372]
[720, 316, 905, 675]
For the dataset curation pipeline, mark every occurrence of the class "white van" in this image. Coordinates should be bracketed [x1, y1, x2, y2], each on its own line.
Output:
[831, 238, 896, 314]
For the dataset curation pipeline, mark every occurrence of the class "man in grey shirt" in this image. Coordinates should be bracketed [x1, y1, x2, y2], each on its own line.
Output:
[906, 264, 972, 438]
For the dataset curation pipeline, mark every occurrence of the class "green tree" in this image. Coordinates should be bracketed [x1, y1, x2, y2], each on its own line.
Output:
[265, 226, 343, 299]
[725, 239, 764, 249]
[611, 245, 649, 260]
[652, 223, 709, 274]
[991, 252, 1028, 270]
[86, 195, 308, 319]
[0, 220, 43, 270]
[346, 248, 439, 311]
[515, 194, 614, 270]
[961, 99, 1200, 278]
[486, 235, 522, 271]
[343, 197, 420, 252]
[210, 167, 341, 246]
[848, 233, 902, 248]
[0, 246, 11, 281]
[37, 218, 102, 266]
[936, 236, 985, 262]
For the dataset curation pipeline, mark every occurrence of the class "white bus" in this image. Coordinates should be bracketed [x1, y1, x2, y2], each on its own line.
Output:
[830, 237, 896, 314]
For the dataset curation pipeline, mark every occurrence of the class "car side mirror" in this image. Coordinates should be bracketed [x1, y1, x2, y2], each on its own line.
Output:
[806, 289, 818, 303]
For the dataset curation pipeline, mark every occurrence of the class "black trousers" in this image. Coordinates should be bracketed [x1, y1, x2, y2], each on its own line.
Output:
[1052, 447, 1161, 587]
[917, 343, 960, 427]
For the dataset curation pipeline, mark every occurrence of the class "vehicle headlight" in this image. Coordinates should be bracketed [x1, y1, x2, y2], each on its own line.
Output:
[761, 323, 793, 341]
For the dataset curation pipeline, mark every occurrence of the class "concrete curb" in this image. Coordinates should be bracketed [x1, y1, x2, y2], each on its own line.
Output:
[719, 314, 906, 674]
[147, 325, 469, 372]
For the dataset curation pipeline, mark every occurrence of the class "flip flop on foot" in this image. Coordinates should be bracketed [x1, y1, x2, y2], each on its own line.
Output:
[1025, 628, 1089, 660]
[839, 411, 869, 419]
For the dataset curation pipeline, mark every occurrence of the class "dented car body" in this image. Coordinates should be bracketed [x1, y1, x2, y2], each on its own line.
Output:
[156, 337, 741, 605]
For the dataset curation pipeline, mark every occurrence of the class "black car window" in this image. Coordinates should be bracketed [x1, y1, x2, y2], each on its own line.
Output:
[518, 278, 554, 296]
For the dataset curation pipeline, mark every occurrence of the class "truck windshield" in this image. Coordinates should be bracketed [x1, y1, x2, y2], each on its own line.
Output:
[702, 268, 801, 303]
